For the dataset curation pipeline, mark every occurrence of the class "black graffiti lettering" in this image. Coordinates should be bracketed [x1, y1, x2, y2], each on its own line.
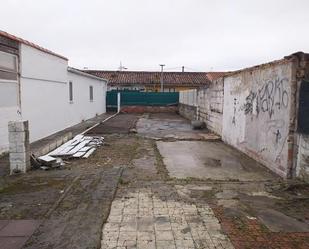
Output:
[242, 77, 289, 118]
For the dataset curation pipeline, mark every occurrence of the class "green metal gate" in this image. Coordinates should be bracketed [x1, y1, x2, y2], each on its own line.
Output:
[106, 90, 179, 109]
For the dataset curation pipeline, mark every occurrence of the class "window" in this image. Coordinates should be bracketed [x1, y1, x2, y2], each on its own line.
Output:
[69, 81, 73, 102]
[89, 85, 93, 101]
[0, 51, 18, 81]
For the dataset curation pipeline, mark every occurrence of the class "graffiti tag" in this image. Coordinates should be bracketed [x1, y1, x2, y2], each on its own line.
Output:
[243, 77, 289, 118]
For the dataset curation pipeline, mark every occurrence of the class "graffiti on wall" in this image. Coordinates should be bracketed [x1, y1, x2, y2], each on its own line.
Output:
[232, 98, 237, 125]
[240, 76, 290, 161]
[243, 77, 289, 118]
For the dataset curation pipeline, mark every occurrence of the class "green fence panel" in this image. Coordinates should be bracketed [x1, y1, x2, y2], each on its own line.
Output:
[106, 91, 179, 107]
[106, 91, 118, 107]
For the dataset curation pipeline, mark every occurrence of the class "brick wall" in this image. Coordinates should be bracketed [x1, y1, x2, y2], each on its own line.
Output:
[179, 78, 224, 135]
[197, 78, 224, 135]
[121, 106, 178, 113]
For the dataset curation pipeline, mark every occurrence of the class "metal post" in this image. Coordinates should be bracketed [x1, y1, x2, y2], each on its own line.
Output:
[160, 64, 165, 92]
[117, 92, 121, 113]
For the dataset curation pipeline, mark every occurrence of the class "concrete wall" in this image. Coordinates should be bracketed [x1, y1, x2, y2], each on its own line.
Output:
[296, 134, 309, 181]
[295, 56, 309, 181]
[0, 106, 20, 154]
[222, 61, 294, 178]
[178, 103, 196, 120]
[179, 79, 223, 135]
[19, 44, 106, 143]
[179, 89, 197, 106]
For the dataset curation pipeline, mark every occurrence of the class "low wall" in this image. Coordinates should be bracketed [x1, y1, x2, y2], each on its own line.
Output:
[178, 103, 196, 120]
[121, 106, 178, 113]
[197, 78, 224, 135]
[179, 78, 223, 135]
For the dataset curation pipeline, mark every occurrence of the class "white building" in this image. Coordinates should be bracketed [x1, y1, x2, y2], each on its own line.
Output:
[0, 31, 107, 154]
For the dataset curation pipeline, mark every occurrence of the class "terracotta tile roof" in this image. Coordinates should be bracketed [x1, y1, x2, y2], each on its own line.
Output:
[206, 72, 230, 81]
[84, 70, 211, 87]
[0, 30, 68, 61]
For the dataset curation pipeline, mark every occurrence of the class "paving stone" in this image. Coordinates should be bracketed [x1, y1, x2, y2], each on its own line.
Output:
[156, 230, 174, 241]
[118, 231, 137, 242]
[137, 240, 156, 249]
[101, 240, 117, 249]
[154, 216, 172, 231]
[101, 187, 233, 249]
[156, 240, 176, 249]
[137, 231, 155, 241]
[137, 217, 155, 231]
[108, 215, 122, 223]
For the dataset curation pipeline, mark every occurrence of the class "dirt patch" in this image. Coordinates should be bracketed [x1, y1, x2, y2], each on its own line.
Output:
[213, 205, 309, 249]
[86, 114, 139, 134]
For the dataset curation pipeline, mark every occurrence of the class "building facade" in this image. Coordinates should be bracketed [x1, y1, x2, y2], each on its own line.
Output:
[0, 31, 107, 154]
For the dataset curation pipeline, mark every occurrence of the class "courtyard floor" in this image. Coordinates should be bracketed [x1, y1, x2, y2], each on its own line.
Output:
[0, 112, 308, 249]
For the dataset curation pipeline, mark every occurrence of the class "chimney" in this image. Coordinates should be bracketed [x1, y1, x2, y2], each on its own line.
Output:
[182, 66, 184, 72]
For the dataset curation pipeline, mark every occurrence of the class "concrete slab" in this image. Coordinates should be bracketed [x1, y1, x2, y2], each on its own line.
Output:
[257, 209, 309, 232]
[0, 236, 29, 249]
[0, 220, 41, 237]
[136, 113, 216, 140]
[156, 140, 276, 181]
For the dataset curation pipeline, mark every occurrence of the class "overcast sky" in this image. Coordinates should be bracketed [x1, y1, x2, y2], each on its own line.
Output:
[1, 0, 309, 72]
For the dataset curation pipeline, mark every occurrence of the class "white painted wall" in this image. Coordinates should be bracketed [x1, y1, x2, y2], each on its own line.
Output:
[20, 44, 69, 142]
[0, 80, 20, 153]
[179, 89, 197, 106]
[67, 69, 106, 126]
[19, 44, 106, 143]
[222, 61, 293, 177]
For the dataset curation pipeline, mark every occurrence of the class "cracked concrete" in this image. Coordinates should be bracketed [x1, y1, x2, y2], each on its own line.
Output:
[156, 140, 276, 181]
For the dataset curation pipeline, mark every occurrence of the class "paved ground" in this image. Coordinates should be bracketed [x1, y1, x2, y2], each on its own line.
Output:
[102, 186, 233, 249]
[156, 140, 275, 181]
[136, 113, 219, 140]
[0, 112, 308, 249]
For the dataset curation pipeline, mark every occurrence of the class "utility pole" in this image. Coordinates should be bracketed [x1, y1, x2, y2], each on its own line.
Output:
[119, 61, 128, 71]
[159, 64, 165, 92]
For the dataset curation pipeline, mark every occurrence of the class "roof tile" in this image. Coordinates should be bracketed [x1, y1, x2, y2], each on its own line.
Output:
[84, 70, 212, 87]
